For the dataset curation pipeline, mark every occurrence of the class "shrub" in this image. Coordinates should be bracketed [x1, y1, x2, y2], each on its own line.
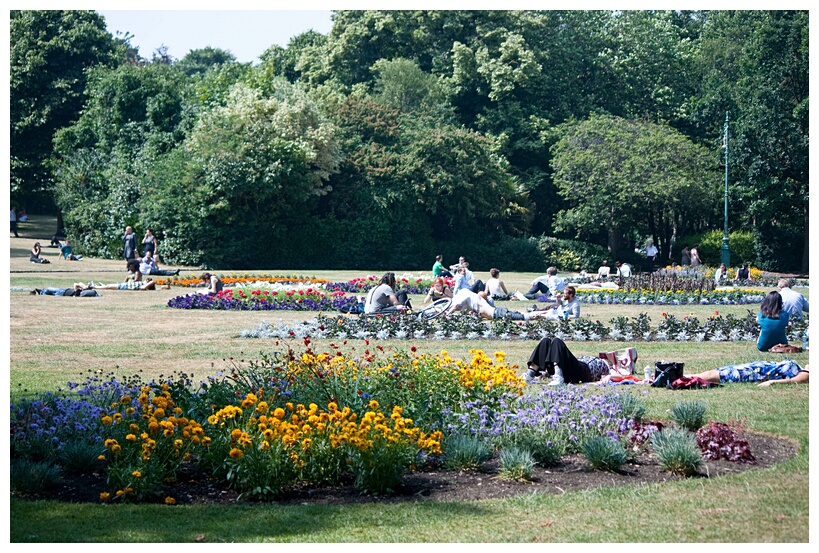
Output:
[583, 435, 630, 472]
[443, 433, 491, 470]
[696, 420, 756, 463]
[651, 428, 703, 477]
[497, 447, 535, 481]
[669, 400, 707, 431]
[11, 458, 62, 495]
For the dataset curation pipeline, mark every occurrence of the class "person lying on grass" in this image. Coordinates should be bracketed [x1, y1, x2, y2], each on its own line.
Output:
[447, 289, 554, 321]
[688, 360, 809, 387]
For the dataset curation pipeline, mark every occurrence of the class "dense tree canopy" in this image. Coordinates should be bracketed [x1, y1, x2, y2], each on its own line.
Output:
[10, 9, 809, 272]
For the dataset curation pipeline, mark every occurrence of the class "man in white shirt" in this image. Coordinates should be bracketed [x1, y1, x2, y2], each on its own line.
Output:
[778, 279, 809, 320]
[520, 266, 565, 300]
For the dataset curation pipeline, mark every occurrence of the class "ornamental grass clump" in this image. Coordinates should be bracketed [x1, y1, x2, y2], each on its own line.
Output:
[442, 433, 491, 470]
[497, 447, 535, 481]
[669, 400, 708, 431]
[651, 427, 703, 477]
[583, 435, 630, 472]
[10, 458, 62, 495]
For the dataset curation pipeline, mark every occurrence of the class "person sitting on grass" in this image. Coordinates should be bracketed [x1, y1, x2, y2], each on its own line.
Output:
[527, 285, 581, 319]
[196, 272, 224, 295]
[138, 250, 180, 277]
[29, 242, 50, 264]
[364, 272, 410, 314]
[423, 277, 453, 304]
[517, 266, 565, 301]
[756, 291, 789, 352]
[59, 240, 82, 261]
[688, 361, 809, 387]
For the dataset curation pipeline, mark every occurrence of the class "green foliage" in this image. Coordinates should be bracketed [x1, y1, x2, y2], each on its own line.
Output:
[442, 434, 491, 470]
[669, 400, 708, 431]
[582, 435, 630, 472]
[683, 229, 755, 268]
[57, 439, 104, 475]
[650, 427, 703, 477]
[551, 113, 719, 262]
[617, 392, 646, 423]
[10, 459, 62, 495]
[493, 428, 566, 467]
[10, 10, 121, 204]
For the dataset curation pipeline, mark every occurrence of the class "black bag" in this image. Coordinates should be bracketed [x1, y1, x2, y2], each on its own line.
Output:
[651, 361, 685, 389]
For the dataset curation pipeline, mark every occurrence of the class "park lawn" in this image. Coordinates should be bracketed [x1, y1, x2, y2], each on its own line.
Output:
[8, 216, 810, 542]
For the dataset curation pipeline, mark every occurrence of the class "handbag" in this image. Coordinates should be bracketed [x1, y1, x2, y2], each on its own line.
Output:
[768, 343, 802, 353]
[651, 361, 685, 388]
[598, 347, 638, 376]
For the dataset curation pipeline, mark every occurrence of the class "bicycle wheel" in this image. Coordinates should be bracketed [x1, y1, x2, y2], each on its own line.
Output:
[417, 297, 452, 320]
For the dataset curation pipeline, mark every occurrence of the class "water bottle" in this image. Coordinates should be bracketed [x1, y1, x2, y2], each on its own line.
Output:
[644, 365, 653, 382]
[802, 328, 809, 351]
[563, 308, 569, 321]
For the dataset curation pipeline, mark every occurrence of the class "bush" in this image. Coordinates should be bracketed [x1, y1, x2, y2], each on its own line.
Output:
[493, 428, 566, 467]
[583, 435, 630, 472]
[443, 433, 491, 470]
[651, 428, 703, 477]
[497, 447, 535, 481]
[669, 400, 707, 431]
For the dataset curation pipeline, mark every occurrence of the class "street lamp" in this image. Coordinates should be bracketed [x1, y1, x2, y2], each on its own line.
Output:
[721, 112, 731, 268]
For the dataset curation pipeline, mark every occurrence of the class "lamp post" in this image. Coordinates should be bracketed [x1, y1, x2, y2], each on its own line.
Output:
[721, 112, 731, 268]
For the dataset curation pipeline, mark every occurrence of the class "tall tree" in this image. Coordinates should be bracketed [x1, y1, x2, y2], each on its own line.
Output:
[691, 11, 808, 272]
[550, 114, 718, 262]
[10, 10, 122, 206]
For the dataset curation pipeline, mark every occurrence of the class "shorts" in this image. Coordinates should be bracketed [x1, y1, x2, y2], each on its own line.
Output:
[117, 281, 141, 290]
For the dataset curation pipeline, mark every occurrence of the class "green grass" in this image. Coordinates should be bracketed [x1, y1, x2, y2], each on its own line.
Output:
[8, 215, 810, 542]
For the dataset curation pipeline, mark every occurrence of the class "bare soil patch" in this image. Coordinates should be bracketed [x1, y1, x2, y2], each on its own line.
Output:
[17, 430, 796, 506]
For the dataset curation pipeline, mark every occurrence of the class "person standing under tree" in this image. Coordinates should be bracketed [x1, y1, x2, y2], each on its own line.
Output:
[11, 207, 19, 237]
[123, 226, 138, 261]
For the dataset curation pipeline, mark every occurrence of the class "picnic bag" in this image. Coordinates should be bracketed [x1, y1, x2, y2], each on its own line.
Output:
[598, 347, 638, 376]
[651, 361, 685, 388]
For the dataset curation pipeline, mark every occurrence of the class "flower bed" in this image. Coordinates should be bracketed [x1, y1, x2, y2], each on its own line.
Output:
[575, 288, 767, 306]
[241, 312, 809, 343]
[11, 343, 765, 504]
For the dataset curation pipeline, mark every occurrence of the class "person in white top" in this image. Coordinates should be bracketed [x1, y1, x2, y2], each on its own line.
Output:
[528, 286, 581, 319]
[615, 261, 631, 278]
[520, 266, 565, 300]
[644, 241, 658, 268]
[778, 278, 809, 320]
[448, 290, 553, 321]
[484, 268, 510, 301]
[596, 261, 611, 280]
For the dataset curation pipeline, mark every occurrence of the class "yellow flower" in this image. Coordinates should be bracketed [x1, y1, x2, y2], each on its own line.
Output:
[99, 492, 111, 502]
[101, 416, 113, 426]
[368, 399, 380, 411]
[273, 407, 286, 419]
[132, 470, 142, 478]
[165, 496, 176, 505]
[229, 448, 244, 460]
[125, 434, 137, 442]
[97, 454, 106, 461]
